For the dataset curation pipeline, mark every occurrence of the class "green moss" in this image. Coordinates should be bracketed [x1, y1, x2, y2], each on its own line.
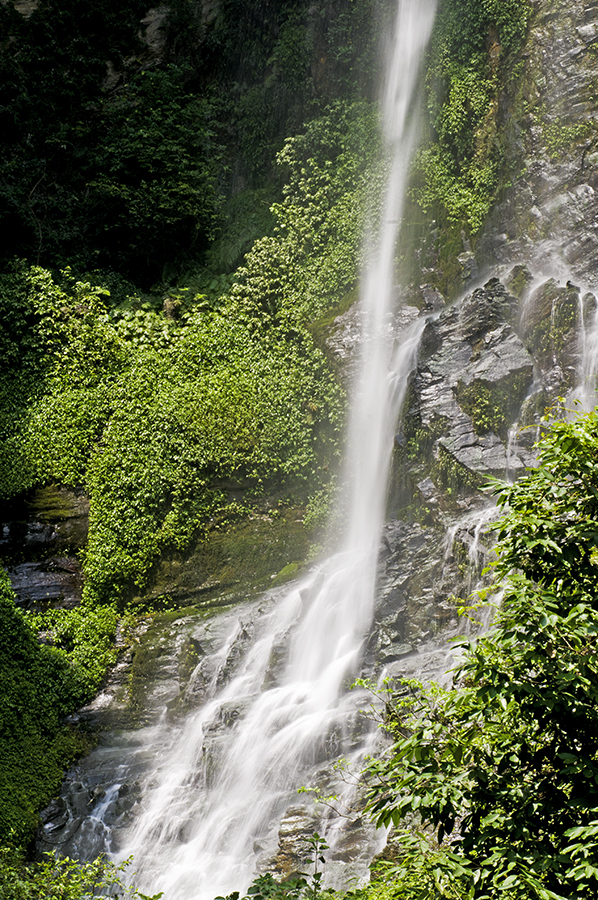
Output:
[505, 264, 533, 299]
[431, 443, 482, 501]
[543, 118, 595, 160]
[456, 372, 532, 440]
[140, 505, 310, 610]
[414, 0, 532, 235]
[523, 280, 580, 384]
[271, 562, 302, 587]
[387, 410, 450, 518]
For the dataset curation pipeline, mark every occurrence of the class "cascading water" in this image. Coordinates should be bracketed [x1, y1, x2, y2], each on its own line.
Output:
[113, 2, 438, 896]
[573, 293, 598, 411]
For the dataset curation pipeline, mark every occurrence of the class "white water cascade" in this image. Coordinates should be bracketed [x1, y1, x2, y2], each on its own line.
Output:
[117, 3, 437, 896]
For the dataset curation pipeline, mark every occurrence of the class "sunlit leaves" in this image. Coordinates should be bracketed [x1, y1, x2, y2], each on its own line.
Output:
[364, 410, 598, 899]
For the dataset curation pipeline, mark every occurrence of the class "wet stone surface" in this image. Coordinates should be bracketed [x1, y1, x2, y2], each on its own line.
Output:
[1, 484, 88, 610]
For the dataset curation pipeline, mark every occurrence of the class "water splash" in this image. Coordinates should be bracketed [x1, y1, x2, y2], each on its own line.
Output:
[573, 291, 598, 411]
[114, 2, 438, 897]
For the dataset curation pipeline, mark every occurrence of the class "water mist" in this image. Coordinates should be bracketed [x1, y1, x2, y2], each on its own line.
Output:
[115, 2, 438, 896]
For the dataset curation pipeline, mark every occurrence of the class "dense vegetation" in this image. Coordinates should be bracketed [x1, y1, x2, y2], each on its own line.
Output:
[361, 410, 598, 899]
[0, 0, 571, 896]
[416, 0, 532, 232]
[0, 571, 97, 845]
[0, 0, 391, 283]
[0, 846, 161, 899]
[0, 99, 380, 611]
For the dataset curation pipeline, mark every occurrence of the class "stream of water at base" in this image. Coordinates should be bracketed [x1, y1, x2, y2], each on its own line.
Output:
[112, 2, 438, 896]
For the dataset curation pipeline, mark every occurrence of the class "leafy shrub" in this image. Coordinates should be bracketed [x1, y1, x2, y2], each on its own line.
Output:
[0, 0, 389, 278]
[0, 101, 381, 606]
[364, 409, 598, 899]
[230, 102, 381, 327]
[85, 67, 223, 283]
[0, 846, 161, 900]
[0, 261, 345, 606]
[0, 572, 88, 845]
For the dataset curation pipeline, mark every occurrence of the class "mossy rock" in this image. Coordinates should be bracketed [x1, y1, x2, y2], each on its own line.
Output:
[270, 562, 303, 587]
[456, 371, 533, 440]
[523, 279, 580, 377]
[505, 264, 533, 299]
[430, 444, 484, 503]
[136, 506, 310, 611]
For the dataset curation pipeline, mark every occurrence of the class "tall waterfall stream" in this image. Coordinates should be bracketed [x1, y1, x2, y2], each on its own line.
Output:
[118, 4, 436, 895]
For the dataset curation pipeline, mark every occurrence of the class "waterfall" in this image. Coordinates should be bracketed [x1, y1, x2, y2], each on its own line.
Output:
[113, 2, 437, 896]
[573, 292, 598, 411]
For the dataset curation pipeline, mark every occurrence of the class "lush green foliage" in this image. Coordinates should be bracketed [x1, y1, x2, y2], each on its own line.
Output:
[84, 67, 223, 281]
[0, 102, 379, 607]
[26, 604, 118, 697]
[416, 0, 532, 231]
[0, 846, 161, 900]
[0, 263, 344, 607]
[0, 96, 375, 859]
[231, 102, 381, 327]
[0, 572, 90, 844]
[363, 409, 598, 899]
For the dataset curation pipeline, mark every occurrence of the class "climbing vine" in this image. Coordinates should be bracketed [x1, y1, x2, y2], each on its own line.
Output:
[414, 0, 532, 231]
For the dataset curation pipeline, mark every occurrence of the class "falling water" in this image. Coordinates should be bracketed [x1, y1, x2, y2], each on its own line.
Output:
[115, 2, 437, 896]
[573, 292, 598, 411]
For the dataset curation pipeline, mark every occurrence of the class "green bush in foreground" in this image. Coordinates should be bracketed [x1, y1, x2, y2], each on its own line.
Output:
[0, 572, 88, 845]
[0, 846, 161, 900]
[364, 409, 598, 899]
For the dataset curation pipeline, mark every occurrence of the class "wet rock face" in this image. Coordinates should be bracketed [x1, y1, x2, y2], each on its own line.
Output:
[1, 485, 88, 610]
[477, 0, 598, 290]
[385, 268, 593, 518]
[7, 557, 82, 610]
[389, 277, 533, 511]
[267, 806, 321, 879]
[521, 278, 585, 390]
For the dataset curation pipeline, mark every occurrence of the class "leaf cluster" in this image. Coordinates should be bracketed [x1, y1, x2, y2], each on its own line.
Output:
[0, 846, 161, 900]
[364, 409, 598, 899]
[0, 572, 88, 845]
[0, 261, 344, 608]
[231, 102, 381, 327]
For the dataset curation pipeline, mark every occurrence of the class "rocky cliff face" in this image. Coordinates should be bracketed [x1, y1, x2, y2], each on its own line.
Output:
[478, 0, 598, 291]
[1, 486, 87, 610]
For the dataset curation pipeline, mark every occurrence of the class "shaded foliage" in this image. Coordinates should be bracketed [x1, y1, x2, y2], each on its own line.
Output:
[0, 0, 390, 281]
[0, 572, 92, 844]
